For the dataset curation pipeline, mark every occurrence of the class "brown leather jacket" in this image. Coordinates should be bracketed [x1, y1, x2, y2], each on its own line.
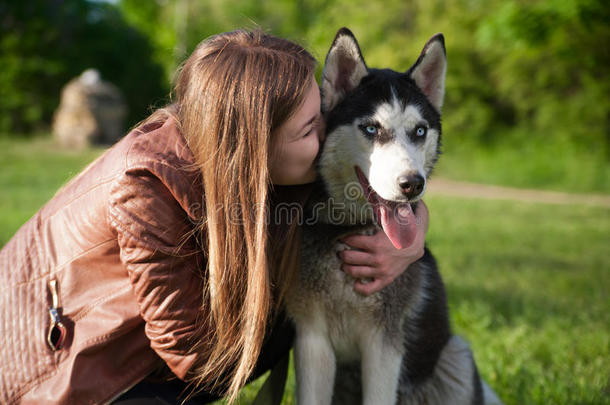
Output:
[0, 118, 211, 404]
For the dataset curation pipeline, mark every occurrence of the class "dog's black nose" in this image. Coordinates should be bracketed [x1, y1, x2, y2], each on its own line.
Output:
[398, 174, 425, 199]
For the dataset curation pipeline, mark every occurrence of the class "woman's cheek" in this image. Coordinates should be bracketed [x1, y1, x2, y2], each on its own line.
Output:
[309, 134, 320, 164]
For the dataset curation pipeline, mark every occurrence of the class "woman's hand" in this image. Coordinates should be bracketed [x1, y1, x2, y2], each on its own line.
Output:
[337, 200, 429, 296]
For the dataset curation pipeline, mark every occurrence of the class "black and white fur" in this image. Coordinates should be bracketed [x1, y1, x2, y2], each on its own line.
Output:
[286, 28, 500, 405]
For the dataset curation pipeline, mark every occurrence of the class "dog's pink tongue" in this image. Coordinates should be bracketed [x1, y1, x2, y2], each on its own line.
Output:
[379, 202, 417, 249]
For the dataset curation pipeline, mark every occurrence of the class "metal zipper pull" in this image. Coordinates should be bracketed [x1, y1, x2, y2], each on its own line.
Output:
[47, 279, 67, 351]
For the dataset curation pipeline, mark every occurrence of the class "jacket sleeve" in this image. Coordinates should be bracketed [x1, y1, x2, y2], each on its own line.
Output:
[108, 165, 205, 380]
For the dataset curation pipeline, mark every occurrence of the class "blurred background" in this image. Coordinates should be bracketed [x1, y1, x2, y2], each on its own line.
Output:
[1, 0, 608, 404]
[1, 0, 608, 191]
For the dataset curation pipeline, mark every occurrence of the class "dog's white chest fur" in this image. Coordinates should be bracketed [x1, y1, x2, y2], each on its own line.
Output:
[314, 265, 383, 362]
[287, 262, 404, 405]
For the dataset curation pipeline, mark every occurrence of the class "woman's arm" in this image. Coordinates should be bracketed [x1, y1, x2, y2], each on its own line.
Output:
[337, 200, 429, 296]
[109, 167, 205, 379]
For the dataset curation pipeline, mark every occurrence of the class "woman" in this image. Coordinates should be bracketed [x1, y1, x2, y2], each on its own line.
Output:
[0, 30, 428, 404]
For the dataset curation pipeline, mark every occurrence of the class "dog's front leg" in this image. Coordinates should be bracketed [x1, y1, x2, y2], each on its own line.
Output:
[360, 327, 403, 405]
[294, 318, 336, 405]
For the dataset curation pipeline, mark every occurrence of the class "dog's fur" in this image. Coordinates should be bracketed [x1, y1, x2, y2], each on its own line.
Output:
[285, 28, 492, 405]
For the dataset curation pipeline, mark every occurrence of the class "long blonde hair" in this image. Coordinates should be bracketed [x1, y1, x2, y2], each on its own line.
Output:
[163, 30, 316, 401]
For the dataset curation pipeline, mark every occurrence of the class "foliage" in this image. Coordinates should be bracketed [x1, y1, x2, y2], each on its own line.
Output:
[4, 1, 608, 149]
[118, 0, 312, 81]
[117, 0, 609, 192]
[0, 0, 167, 133]
[472, 0, 609, 153]
[1, 0, 608, 190]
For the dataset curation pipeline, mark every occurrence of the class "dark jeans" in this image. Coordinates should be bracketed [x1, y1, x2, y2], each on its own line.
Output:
[113, 313, 295, 405]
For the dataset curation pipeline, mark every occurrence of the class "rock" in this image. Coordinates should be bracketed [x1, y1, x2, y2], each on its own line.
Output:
[53, 69, 127, 148]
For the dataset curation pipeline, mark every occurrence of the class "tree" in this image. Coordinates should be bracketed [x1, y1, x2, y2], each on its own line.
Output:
[0, 0, 167, 134]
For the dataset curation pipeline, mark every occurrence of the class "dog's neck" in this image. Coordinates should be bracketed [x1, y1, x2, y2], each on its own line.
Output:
[304, 182, 376, 227]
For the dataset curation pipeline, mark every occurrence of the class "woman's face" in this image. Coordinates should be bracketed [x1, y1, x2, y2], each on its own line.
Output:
[270, 78, 324, 185]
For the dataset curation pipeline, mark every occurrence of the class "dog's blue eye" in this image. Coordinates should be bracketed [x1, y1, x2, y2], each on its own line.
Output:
[359, 124, 380, 138]
[415, 126, 427, 137]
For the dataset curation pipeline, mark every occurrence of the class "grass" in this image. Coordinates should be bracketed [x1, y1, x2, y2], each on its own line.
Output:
[426, 197, 609, 404]
[436, 136, 610, 194]
[0, 135, 106, 245]
[1, 134, 609, 404]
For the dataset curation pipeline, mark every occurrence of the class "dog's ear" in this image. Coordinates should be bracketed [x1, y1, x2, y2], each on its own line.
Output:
[321, 27, 368, 113]
[407, 34, 447, 112]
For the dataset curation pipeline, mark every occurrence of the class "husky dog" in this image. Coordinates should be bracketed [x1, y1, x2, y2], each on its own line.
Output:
[286, 28, 499, 405]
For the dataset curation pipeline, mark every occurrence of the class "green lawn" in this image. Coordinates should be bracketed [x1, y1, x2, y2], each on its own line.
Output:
[436, 137, 610, 194]
[1, 135, 608, 404]
[0, 135, 106, 245]
[427, 197, 609, 404]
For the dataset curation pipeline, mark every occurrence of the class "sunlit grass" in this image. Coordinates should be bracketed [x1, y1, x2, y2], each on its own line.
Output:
[0, 134, 106, 245]
[437, 136, 610, 194]
[426, 197, 609, 404]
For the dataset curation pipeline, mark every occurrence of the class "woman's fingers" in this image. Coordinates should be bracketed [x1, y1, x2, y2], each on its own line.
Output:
[342, 267, 392, 296]
[353, 277, 387, 296]
[338, 249, 378, 267]
[340, 231, 380, 252]
[341, 264, 376, 279]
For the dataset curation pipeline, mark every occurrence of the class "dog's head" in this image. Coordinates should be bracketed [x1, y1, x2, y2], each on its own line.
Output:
[318, 28, 446, 249]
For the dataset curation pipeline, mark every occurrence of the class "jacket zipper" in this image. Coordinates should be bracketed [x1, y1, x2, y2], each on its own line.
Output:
[47, 279, 67, 351]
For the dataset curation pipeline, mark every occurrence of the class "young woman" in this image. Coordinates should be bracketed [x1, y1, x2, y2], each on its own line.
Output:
[0, 30, 429, 404]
